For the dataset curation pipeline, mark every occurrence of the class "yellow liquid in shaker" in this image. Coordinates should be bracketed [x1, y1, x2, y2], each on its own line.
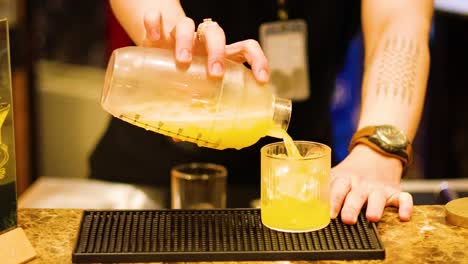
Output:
[118, 103, 281, 150]
[261, 130, 330, 232]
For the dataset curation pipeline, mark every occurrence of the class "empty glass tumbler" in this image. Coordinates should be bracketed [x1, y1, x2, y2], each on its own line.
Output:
[171, 162, 227, 209]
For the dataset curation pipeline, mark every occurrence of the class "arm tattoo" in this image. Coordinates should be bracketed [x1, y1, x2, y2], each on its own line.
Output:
[374, 36, 420, 104]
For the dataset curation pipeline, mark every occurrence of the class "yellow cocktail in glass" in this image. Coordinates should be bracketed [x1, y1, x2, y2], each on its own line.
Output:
[260, 140, 331, 232]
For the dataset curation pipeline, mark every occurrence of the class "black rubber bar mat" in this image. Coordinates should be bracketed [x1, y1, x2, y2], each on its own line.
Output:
[72, 209, 385, 263]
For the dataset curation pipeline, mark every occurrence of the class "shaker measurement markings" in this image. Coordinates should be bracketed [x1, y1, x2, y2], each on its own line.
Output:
[120, 114, 220, 148]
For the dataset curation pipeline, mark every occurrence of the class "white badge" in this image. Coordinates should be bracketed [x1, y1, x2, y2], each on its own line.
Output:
[259, 19, 310, 101]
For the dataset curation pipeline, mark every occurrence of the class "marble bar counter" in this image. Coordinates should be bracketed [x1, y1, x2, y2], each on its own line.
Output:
[18, 206, 467, 264]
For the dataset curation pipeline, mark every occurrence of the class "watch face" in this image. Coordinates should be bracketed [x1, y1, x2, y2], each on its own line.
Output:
[375, 125, 408, 148]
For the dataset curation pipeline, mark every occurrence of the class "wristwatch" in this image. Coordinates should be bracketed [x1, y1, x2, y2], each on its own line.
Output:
[348, 125, 413, 169]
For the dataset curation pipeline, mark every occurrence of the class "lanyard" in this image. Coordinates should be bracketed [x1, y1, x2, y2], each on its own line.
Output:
[277, 0, 288, 20]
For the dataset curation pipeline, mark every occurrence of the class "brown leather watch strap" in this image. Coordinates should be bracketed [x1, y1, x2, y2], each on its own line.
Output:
[350, 137, 410, 168]
[348, 126, 413, 170]
[348, 126, 377, 151]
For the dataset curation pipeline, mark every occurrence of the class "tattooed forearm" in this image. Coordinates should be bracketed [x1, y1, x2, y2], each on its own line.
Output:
[373, 36, 420, 104]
